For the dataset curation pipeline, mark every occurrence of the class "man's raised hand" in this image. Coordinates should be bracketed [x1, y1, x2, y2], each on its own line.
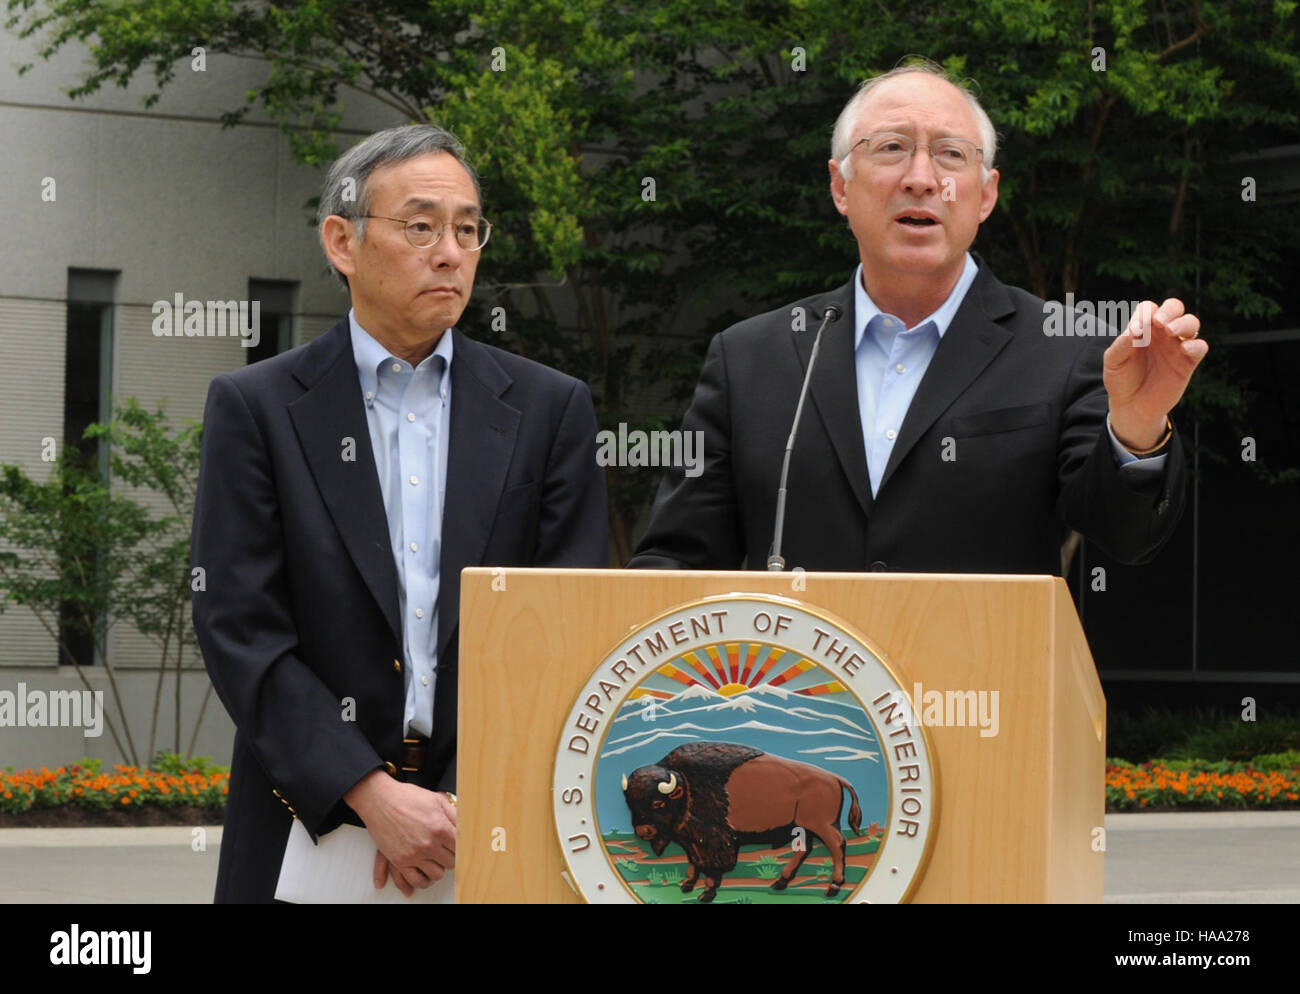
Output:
[1104, 297, 1208, 452]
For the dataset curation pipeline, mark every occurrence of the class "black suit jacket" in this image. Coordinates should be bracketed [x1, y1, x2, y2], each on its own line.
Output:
[191, 318, 608, 903]
[630, 260, 1185, 573]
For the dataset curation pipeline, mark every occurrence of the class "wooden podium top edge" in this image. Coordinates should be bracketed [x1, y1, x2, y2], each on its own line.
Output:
[460, 567, 1061, 584]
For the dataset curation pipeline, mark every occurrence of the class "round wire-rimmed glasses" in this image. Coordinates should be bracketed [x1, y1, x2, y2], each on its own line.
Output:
[358, 213, 493, 250]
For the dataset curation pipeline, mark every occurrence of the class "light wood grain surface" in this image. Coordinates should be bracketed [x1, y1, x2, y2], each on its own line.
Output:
[457, 569, 1104, 903]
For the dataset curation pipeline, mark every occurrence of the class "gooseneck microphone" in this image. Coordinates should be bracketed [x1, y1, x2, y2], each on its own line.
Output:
[766, 304, 842, 571]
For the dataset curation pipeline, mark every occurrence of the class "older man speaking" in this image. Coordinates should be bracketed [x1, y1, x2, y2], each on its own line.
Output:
[192, 124, 608, 902]
[631, 62, 1207, 574]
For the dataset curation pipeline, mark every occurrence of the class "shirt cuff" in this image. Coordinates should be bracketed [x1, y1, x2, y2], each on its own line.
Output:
[1106, 414, 1169, 475]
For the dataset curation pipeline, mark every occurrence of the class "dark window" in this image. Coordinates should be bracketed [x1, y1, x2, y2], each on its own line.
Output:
[1196, 336, 1300, 674]
[60, 269, 116, 668]
[246, 280, 296, 364]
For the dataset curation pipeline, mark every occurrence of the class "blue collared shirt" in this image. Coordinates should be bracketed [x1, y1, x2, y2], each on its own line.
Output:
[349, 311, 452, 739]
[851, 256, 1166, 497]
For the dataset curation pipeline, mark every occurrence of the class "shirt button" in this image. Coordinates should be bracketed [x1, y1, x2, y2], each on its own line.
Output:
[407, 412, 416, 422]
[882, 317, 896, 327]
[409, 541, 418, 552]
[415, 608, 424, 619]
[365, 391, 374, 400]
[421, 676, 429, 687]
[895, 363, 906, 374]
[409, 475, 419, 486]
[885, 429, 897, 440]
[391, 362, 401, 372]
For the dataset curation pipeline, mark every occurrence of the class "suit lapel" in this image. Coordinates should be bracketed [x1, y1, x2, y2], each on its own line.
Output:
[876, 263, 1017, 494]
[287, 319, 402, 646]
[796, 283, 872, 519]
[437, 330, 519, 662]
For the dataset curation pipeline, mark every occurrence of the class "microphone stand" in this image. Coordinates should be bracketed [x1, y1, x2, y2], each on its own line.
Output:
[767, 304, 841, 570]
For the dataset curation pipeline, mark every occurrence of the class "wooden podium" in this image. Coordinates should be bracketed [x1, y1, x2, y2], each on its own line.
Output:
[456, 569, 1104, 903]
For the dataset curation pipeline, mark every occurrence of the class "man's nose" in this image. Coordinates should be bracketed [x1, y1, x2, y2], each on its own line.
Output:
[427, 231, 465, 267]
[900, 145, 940, 195]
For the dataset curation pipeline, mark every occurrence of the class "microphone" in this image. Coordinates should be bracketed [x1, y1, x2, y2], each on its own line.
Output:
[767, 303, 842, 571]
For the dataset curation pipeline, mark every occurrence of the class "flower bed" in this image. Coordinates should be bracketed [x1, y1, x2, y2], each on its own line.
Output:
[3, 755, 1296, 822]
[1107, 754, 1300, 811]
[0, 759, 228, 824]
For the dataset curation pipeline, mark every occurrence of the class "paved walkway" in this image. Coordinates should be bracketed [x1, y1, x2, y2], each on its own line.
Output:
[1103, 811, 1300, 903]
[1, 812, 1297, 902]
[0, 826, 225, 903]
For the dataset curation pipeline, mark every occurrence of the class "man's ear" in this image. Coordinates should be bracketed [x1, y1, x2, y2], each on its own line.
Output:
[828, 158, 850, 217]
[320, 215, 358, 280]
[978, 168, 1000, 223]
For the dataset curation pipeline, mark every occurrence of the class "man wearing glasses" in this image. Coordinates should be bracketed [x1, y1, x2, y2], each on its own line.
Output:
[631, 62, 1208, 574]
[192, 124, 608, 902]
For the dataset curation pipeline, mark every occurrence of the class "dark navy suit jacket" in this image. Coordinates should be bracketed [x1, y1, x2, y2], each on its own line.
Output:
[191, 317, 608, 902]
[630, 260, 1185, 573]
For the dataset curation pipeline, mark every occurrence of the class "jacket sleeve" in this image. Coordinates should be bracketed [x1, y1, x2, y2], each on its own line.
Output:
[627, 332, 745, 569]
[534, 378, 611, 566]
[1055, 336, 1187, 565]
[191, 373, 385, 839]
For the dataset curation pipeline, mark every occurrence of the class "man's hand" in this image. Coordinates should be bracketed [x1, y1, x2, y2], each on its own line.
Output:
[1104, 297, 1209, 451]
[344, 770, 457, 896]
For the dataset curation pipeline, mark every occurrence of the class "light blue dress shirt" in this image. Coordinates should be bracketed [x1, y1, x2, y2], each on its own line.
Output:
[349, 311, 452, 739]
[851, 255, 1167, 497]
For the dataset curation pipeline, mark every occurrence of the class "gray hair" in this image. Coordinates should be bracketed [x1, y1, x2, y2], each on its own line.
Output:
[317, 123, 482, 288]
[831, 59, 998, 183]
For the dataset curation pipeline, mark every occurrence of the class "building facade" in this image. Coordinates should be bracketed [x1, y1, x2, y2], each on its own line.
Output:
[0, 29, 401, 768]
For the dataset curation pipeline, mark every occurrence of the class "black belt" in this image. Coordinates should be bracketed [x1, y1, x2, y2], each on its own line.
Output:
[401, 736, 430, 774]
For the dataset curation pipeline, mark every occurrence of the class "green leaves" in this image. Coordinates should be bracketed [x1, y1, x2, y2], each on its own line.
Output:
[437, 47, 587, 273]
[0, 399, 202, 765]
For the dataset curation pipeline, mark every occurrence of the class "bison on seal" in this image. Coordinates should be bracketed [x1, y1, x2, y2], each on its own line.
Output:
[621, 741, 862, 902]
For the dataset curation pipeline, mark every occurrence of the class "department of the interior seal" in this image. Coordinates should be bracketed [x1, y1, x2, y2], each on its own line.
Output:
[552, 594, 936, 904]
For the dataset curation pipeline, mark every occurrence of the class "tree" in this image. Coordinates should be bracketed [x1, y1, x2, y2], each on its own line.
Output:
[0, 400, 205, 765]
[8, 0, 1299, 560]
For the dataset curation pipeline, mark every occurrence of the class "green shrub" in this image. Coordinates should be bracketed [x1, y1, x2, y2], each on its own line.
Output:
[1247, 751, 1300, 772]
[150, 752, 227, 776]
[1107, 708, 1300, 762]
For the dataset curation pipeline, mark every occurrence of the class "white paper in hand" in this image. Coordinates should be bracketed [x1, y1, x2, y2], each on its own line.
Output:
[275, 820, 454, 904]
